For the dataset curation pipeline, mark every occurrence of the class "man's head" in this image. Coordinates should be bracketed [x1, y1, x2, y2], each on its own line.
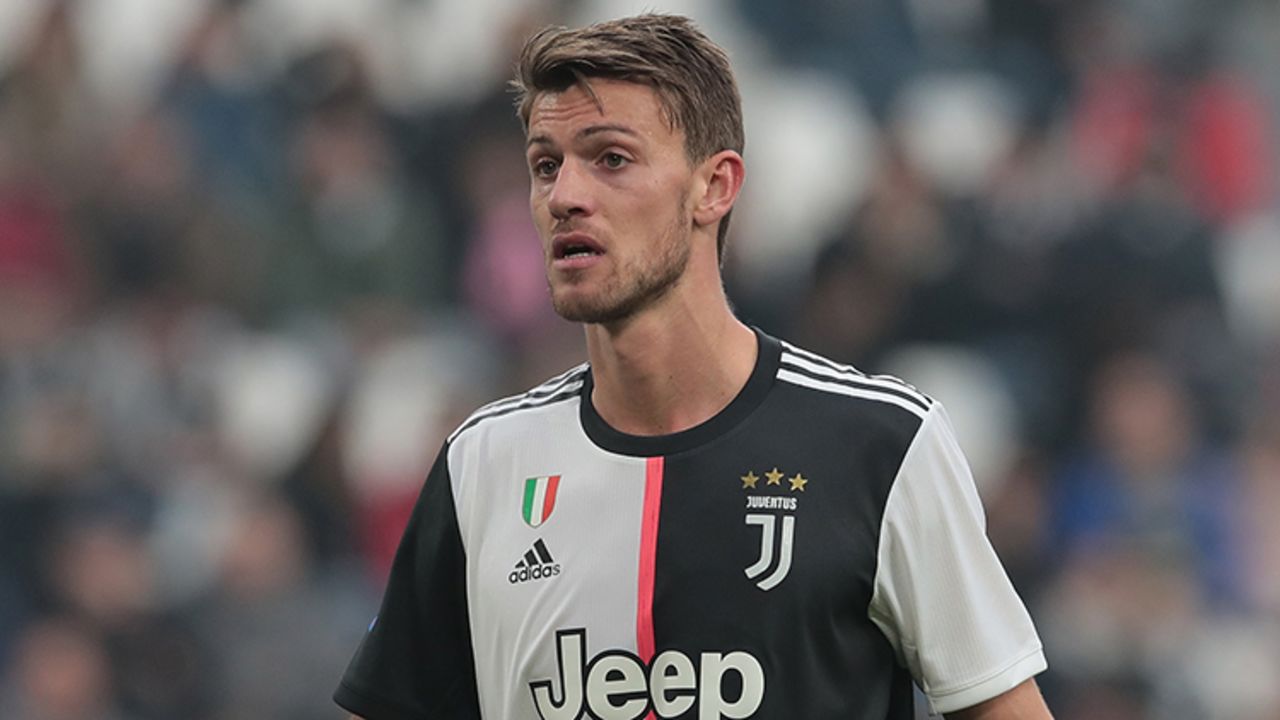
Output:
[512, 13, 744, 259]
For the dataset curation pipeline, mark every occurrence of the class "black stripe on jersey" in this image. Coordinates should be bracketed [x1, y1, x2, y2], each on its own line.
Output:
[533, 539, 553, 564]
[779, 351, 932, 412]
[450, 386, 582, 441]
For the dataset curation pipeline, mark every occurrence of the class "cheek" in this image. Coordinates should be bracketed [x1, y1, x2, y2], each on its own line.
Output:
[527, 203, 553, 248]
[627, 177, 684, 217]
[529, 193, 553, 226]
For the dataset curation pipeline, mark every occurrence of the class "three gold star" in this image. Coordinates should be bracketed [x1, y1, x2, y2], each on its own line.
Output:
[742, 467, 810, 492]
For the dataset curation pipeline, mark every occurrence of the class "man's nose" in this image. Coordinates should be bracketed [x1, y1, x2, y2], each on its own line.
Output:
[547, 160, 592, 220]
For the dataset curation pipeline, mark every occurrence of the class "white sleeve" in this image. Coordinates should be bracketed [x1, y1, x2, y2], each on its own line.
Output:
[867, 402, 1046, 714]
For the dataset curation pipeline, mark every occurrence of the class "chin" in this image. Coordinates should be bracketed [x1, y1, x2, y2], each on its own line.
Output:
[551, 291, 634, 325]
[552, 300, 616, 324]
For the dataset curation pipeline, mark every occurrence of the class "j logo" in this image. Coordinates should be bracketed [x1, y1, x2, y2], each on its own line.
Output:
[744, 514, 794, 591]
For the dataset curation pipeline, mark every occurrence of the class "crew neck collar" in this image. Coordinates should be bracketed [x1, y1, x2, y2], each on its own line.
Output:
[579, 328, 781, 457]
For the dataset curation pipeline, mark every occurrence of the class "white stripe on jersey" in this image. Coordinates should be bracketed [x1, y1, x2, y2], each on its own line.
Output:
[777, 369, 930, 420]
[780, 344, 931, 408]
[446, 399, 651, 720]
[449, 366, 587, 443]
[528, 479, 550, 527]
[461, 363, 586, 413]
[478, 364, 587, 418]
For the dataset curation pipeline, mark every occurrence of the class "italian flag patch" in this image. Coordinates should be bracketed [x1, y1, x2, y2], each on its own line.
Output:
[522, 475, 561, 528]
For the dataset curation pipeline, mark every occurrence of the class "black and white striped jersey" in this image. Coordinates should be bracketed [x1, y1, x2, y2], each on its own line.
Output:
[335, 329, 1046, 719]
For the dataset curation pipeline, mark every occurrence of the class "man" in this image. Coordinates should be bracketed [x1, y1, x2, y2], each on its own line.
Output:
[335, 13, 1052, 720]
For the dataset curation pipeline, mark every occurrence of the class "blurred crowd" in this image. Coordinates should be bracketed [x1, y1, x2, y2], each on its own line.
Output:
[0, 0, 1278, 718]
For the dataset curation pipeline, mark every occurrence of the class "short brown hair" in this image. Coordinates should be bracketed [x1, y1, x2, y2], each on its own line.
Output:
[512, 13, 744, 258]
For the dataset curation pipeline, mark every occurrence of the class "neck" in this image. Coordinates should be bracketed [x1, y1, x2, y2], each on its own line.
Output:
[584, 274, 756, 437]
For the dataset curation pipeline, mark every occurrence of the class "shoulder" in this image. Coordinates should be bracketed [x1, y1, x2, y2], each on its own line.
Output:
[772, 339, 935, 424]
[447, 363, 589, 446]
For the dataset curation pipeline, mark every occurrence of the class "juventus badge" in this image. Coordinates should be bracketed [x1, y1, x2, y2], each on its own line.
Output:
[739, 466, 805, 591]
[744, 513, 795, 590]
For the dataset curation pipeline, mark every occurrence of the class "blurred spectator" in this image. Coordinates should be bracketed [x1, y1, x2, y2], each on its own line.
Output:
[1041, 350, 1247, 715]
[459, 114, 561, 348]
[0, 616, 123, 720]
[159, 0, 277, 206]
[196, 490, 367, 720]
[1052, 351, 1242, 603]
[52, 511, 213, 719]
[0, 0, 101, 194]
[260, 41, 446, 324]
[1237, 406, 1280, 617]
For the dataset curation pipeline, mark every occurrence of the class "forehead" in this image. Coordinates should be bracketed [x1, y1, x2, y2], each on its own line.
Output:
[527, 79, 676, 142]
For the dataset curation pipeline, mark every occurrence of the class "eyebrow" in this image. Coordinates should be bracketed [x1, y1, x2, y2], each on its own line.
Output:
[526, 124, 641, 149]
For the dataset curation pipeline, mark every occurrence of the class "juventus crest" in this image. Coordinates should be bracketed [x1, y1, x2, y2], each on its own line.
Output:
[739, 466, 806, 591]
[745, 513, 795, 590]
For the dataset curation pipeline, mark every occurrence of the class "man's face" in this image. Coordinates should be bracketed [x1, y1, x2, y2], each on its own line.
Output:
[526, 79, 696, 324]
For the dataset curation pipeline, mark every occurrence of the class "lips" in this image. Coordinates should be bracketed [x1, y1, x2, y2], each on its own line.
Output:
[552, 233, 605, 260]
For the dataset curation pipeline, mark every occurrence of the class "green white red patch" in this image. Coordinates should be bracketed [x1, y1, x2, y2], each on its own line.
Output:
[522, 475, 560, 527]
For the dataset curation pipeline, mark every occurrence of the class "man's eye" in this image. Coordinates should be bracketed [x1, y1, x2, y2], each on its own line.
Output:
[533, 159, 559, 177]
[602, 153, 628, 169]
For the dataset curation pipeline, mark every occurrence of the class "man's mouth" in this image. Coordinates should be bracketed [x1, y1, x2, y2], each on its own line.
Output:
[552, 233, 605, 260]
[562, 245, 599, 259]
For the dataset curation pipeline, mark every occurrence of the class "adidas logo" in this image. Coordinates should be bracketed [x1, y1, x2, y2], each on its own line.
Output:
[508, 539, 561, 584]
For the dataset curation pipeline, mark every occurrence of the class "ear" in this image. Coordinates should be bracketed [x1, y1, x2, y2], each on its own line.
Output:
[691, 150, 745, 231]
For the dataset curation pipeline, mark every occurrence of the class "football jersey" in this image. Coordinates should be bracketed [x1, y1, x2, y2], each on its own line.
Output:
[334, 330, 1046, 719]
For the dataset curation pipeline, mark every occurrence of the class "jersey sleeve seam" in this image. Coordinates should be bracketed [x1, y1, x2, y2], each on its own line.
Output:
[865, 599, 909, 667]
[925, 642, 1045, 698]
[865, 403, 939, 667]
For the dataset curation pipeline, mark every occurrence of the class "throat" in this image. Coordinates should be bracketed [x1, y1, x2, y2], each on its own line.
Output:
[586, 320, 758, 437]
[591, 379, 723, 436]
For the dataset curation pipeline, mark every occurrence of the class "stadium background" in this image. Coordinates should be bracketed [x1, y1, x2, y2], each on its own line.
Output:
[0, 0, 1278, 717]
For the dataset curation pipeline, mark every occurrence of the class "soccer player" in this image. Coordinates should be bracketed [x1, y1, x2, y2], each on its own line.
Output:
[335, 13, 1052, 720]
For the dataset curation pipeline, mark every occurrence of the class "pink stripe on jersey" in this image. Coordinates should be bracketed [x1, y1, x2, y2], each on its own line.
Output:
[637, 456, 664, 667]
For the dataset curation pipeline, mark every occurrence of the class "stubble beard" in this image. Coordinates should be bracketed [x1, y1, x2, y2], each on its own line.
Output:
[549, 205, 691, 325]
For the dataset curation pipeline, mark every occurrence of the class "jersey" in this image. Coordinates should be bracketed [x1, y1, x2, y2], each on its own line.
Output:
[334, 330, 1046, 719]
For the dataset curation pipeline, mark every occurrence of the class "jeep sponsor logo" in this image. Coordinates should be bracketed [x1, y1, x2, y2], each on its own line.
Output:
[530, 628, 764, 720]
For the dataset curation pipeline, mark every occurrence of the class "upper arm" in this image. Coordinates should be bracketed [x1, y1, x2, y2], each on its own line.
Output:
[333, 443, 482, 719]
[944, 678, 1053, 719]
[868, 403, 1047, 713]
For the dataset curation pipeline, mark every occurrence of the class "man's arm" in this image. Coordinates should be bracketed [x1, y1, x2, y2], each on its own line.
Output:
[868, 404, 1049, 715]
[945, 679, 1053, 720]
[333, 444, 482, 719]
